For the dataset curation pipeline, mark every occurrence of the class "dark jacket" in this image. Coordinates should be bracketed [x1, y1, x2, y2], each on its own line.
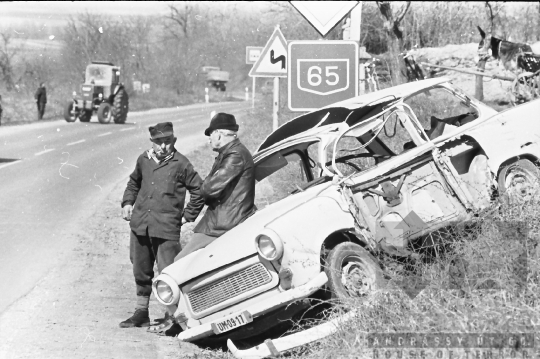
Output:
[35, 87, 47, 103]
[122, 151, 205, 240]
[194, 139, 256, 237]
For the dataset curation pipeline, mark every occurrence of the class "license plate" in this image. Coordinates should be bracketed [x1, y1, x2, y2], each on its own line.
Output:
[211, 311, 253, 335]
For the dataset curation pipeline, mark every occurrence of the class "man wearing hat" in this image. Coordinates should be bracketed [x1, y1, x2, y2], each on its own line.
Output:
[175, 112, 256, 260]
[119, 122, 205, 330]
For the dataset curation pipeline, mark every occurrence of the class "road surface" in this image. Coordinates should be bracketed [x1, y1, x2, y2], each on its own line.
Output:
[0, 100, 250, 314]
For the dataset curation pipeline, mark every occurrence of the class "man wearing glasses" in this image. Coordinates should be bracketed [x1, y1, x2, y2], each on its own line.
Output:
[119, 122, 204, 330]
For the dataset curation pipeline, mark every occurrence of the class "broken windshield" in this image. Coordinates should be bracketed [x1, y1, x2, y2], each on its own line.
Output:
[329, 102, 428, 177]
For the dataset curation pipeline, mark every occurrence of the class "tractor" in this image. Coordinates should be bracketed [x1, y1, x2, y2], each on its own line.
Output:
[64, 61, 129, 124]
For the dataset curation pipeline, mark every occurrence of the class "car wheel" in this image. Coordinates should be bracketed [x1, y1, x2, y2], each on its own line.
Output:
[97, 102, 112, 124]
[64, 102, 78, 122]
[324, 242, 384, 299]
[498, 159, 540, 203]
[79, 110, 92, 122]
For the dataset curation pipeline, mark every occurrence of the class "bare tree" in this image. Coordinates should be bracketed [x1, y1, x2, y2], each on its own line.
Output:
[0, 32, 18, 91]
[376, 1, 411, 85]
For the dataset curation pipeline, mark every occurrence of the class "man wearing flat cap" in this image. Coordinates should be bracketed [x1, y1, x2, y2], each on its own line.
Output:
[175, 112, 256, 260]
[120, 122, 205, 331]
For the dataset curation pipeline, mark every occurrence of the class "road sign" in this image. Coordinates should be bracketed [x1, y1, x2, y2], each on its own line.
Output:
[246, 46, 263, 65]
[290, 1, 360, 37]
[288, 40, 358, 111]
[249, 27, 287, 78]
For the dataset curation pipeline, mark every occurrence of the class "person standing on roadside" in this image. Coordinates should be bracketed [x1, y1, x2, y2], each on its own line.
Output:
[119, 122, 205, 330]
[175, 112, 256, 261]
[35, 82, 47, 120]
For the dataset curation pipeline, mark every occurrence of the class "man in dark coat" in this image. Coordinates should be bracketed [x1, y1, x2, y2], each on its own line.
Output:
[34, 83, 47, 120]
[119, 122, 205, 329]
[175, 112, 256, 261]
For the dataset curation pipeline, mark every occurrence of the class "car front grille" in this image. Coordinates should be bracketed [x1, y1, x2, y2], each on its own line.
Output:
[186, 263, 272, 314]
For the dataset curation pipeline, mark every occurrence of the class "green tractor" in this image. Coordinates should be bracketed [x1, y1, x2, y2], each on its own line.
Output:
[64, 61, 129, 124]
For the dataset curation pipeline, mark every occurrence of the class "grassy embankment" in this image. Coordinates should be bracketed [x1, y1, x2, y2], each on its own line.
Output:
[187, 95, 539, 358]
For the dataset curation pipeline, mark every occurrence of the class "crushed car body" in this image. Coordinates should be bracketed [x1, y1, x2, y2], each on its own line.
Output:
[151, 77, 540, 358]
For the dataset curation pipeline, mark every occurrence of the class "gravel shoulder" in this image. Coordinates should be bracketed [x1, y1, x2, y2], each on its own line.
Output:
[0, 178, 215, 359]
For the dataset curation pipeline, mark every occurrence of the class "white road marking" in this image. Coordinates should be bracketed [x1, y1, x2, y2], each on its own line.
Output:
[119, 128, 135, 132]
[98, 132, 112, 137]
[35, 148, 55, 156]
[0, 160, 21, 170]
[67, 139, 86, 146]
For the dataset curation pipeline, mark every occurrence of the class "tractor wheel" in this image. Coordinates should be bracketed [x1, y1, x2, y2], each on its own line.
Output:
[113, 88, 129, 124]
[64, 102, 78, 122]
[324, 242, 385, 300]
[97, 102, 112, 124]
[79, 110, 92, 122]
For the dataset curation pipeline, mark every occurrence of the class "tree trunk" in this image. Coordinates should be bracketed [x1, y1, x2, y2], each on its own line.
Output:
[377, 1, 410, 85]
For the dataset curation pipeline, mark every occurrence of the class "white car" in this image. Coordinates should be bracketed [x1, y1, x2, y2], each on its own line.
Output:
[152, 78, 540, 358]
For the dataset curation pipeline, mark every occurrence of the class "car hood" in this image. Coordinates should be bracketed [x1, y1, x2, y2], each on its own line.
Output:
[162, 183, 333, 285]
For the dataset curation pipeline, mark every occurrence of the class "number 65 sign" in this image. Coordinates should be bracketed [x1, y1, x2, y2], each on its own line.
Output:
[288, 41, 358, 111]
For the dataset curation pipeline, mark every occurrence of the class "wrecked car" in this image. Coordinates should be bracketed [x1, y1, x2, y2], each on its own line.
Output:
[151, 77, 540, 358]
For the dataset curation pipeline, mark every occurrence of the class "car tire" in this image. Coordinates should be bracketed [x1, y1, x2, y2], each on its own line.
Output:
[64, 102, 78, 122]
[97, 102, 112, 124]
[112, 88, 129, 124]
[498, 159, 540, 204]
[79, 110, 92, 122]
[324, 242, 385, 300]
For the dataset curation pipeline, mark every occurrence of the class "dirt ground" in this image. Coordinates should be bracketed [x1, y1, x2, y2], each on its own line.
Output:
[0, 178, 225, 359]
[0, 43, 522, 359]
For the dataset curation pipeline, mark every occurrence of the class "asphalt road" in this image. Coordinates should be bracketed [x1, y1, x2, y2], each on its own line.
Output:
[0, 100, 251, 314]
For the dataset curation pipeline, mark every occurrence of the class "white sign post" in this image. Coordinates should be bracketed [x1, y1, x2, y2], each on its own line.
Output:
[246, 46, 263, 108]
[249, 26, 288, 131]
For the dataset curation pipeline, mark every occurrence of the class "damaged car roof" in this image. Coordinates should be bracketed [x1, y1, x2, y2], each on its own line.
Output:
[257, 77, 450, 152]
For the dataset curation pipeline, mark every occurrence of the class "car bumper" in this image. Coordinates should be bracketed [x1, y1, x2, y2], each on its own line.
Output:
[177, 271, 328, 342]
[227, 309, 358, 359]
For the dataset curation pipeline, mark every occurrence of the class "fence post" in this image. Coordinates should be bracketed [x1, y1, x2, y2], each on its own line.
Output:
[205, 87, 209, 103]
[475, 59, 486, 101]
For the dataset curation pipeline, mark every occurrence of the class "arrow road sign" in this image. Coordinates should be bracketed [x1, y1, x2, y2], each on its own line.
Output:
[288, 40, 358, 111]
[249, 27, 288, 78]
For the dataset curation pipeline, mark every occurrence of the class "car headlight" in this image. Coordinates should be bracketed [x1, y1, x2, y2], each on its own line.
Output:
[156, 281, 173, 303]
[255, 229, 284, 261]
[152, 274, 180, 305]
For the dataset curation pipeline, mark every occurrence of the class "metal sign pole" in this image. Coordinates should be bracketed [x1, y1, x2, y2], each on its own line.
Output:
[252, 77, 256, 108]
[273, 77, 279, 130]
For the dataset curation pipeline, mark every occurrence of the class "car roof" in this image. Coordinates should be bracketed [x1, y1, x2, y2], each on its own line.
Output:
[256, 77, 450, 153]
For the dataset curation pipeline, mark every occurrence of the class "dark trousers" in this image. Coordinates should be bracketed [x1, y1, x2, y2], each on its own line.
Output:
[174, 233, 218, 262]
[130, 230, 181, 298]
[37, 102, 46, 120]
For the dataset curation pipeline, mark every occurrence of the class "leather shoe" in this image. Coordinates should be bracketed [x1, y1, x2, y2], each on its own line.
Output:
[119, 308, 150, 328]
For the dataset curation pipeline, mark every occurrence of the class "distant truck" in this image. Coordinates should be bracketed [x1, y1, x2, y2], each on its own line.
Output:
[64, 61, 129, 124]
[202, 66, 229, 92]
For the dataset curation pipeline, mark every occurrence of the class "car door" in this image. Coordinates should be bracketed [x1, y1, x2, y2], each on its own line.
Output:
[336, 103, 471, 254]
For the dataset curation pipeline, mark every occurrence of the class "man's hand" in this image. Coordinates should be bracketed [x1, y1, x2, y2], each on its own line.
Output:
[122, 205, 133, 221]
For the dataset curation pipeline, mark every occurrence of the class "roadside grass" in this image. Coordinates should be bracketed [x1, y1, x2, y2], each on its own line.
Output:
[287, 196, 540, 359]
[0, 85, 210, 126]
